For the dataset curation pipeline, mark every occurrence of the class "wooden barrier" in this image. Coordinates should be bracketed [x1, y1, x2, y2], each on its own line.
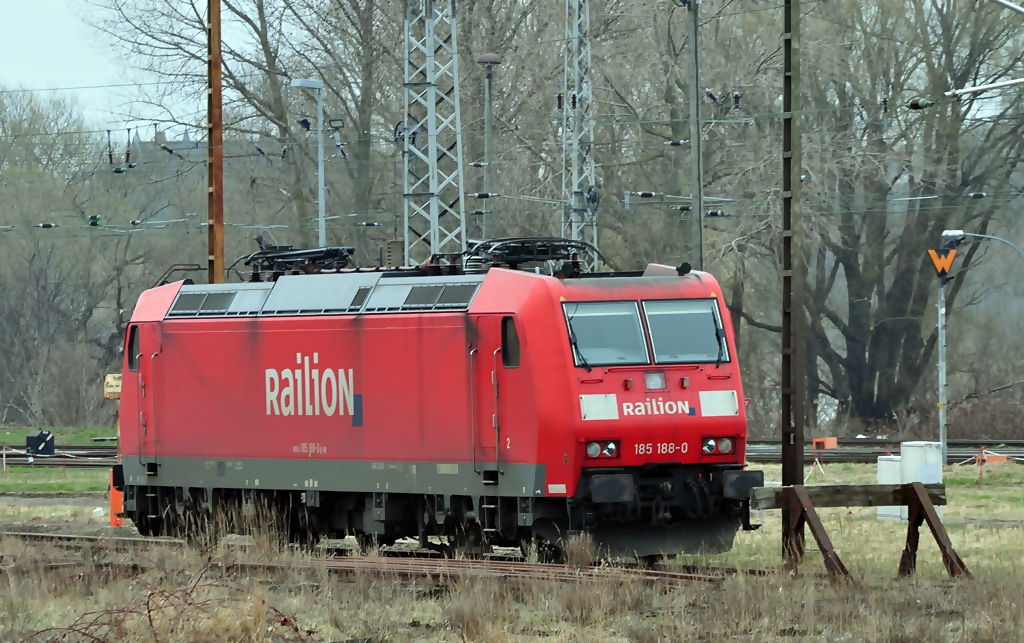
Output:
[751, 482, 970, 580]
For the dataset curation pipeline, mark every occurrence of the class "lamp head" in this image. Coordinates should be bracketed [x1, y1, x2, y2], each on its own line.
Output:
[942, 229, 966, 248]
[290, 78, 324, 90]
[476, 53, 503, 69]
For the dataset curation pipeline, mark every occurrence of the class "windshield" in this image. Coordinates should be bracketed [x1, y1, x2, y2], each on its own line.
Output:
[563, 301, 649, 367]
[643, 299, 730, 364]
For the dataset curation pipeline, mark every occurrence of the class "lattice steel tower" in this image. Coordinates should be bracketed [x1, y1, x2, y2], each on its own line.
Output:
[562, 0, 599, 270]
[403, 0, 467, 265]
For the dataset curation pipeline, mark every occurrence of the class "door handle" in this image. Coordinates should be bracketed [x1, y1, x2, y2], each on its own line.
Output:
[470, 348, 478, 474]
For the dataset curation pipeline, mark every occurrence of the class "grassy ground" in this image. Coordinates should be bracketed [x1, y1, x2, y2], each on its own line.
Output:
[674, 462, 1024, 577]
[1, 426, 116, 448]
[0, 467, 109, 493]
[0, 462, 1021, 642]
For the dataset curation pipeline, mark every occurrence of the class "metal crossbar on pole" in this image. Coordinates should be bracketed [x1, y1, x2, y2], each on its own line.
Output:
[402, 0, 467, 265]
[780, 0, 805, 559]
[561, 0, 599, 271]
[206, 0, 224, 283]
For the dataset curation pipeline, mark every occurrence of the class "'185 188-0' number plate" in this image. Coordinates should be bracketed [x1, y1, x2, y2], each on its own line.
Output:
[634, 442, 689, 455]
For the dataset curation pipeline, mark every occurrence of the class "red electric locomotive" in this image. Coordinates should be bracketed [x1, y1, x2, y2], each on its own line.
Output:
[114, 240, 763, 558]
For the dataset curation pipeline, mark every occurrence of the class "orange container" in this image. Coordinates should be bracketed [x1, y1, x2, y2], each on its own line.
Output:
[812, 437, 838, 450]
[109, 469, 124, 527]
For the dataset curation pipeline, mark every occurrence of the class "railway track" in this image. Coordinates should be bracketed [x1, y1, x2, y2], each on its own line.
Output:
[0, 530, 738, 585]
[2, 446, 118, 468]
[745, 446, 1024, 464]
[5, 440, 1021, 469]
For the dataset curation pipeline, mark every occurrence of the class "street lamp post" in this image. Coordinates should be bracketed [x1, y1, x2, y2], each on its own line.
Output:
[291, 78, 326, 248]
[937, 229, 1024, 464]
[477, 54, 502, 240]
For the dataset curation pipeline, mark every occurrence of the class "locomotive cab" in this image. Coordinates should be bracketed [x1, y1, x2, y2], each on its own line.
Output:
[469, 265, 764, 556]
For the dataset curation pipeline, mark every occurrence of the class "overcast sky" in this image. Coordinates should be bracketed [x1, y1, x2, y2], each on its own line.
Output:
[0, 0, 190, 133]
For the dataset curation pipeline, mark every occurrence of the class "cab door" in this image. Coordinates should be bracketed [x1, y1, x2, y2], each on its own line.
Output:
[134, 323, 163, 472]
[472, 315, 528, 484]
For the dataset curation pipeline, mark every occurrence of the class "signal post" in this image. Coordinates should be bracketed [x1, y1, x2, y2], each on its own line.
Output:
[928, 246, 958, 464]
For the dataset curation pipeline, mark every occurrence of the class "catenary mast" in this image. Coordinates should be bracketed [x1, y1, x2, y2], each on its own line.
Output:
[402, 0, 468, 265]
[562, 0, 599, 271]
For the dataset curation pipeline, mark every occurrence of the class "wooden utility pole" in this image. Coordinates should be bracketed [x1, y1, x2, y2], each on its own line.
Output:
[207, 0, 225, 283]
[780, 0, 805, 560]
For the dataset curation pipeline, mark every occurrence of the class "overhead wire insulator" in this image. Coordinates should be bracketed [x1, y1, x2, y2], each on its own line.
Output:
[470, 192, 499, 198]
[968, 192, 987, 199]
[664, 140, 687, 146]
[707, 210, 725, 217]
[35, 223, 59, 229]
[556, 92, 564, 110]
[733, 92, 741, 110]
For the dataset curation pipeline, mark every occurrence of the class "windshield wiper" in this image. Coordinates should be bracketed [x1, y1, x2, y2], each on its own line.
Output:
[569, 330, 593, 372]
[566, 312, 593, 372]
[713, 321, 725, 368]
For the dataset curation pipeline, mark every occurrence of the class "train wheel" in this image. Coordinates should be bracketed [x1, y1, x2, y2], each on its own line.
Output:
[526, 534, 562, 564]
[455, 523, 490, 558]
[287, 502, 311, 546]
[356, 533, 378, 554]
[637, 554, 661, 569]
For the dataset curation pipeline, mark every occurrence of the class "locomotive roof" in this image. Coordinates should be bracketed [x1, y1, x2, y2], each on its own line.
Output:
[164, 272, 486, 318]
[155, 263, 718, 321]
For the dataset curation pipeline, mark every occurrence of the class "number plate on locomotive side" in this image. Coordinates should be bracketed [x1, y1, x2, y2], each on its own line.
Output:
[634, 442, 689, 456]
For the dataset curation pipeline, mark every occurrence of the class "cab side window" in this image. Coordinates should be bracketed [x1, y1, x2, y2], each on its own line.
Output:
[127, 325, 141, 372]
[502, 317, 520, 368]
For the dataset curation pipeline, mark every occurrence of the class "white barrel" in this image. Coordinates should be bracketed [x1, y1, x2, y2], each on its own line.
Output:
[900, 441, 943, 520]
[876, 455, 902, 520]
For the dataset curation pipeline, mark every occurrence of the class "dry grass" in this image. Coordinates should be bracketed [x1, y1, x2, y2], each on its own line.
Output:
[0, 463, 1022, 642]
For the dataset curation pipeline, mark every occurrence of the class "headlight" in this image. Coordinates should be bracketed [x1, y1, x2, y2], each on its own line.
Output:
[717, 437, 733, 454]
[702, 438, 717, 454]
[644, 371, 668, 390]
[585, 440, 620, 459]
